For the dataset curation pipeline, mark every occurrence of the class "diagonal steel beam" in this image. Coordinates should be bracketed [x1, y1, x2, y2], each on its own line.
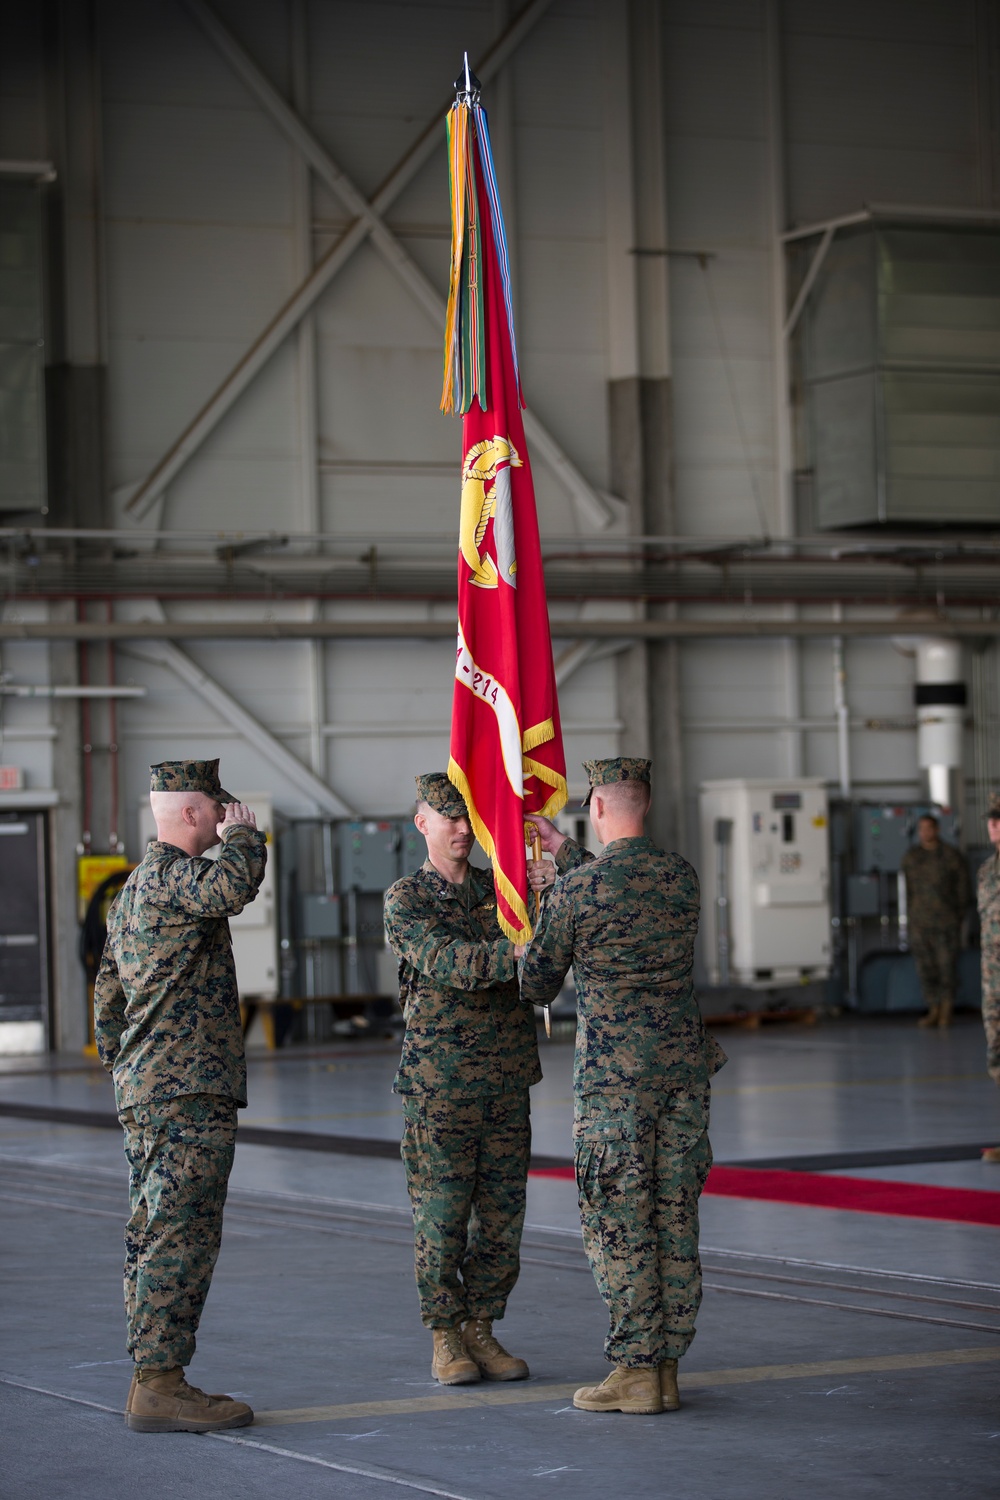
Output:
[180, 0, 470, 329]
[129, 0, 614, 529]
[783, 224, 834, 340]
[124, 634, 356, 816]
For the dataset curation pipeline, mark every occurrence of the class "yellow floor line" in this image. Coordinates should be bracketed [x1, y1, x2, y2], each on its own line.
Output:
[253, 1344, 1000, 1425]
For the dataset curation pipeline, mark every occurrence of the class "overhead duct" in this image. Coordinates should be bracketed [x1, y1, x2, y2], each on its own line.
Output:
[796, 217, 1000, 530]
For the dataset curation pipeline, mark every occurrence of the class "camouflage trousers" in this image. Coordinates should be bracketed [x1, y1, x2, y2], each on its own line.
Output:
[910, 922, 961, 1008]
[400, 1090, 530, 1328]
[119, 1093, 237, 1372]
[982, 957, 1000, 1086]
[574, 1086, 712, 1367]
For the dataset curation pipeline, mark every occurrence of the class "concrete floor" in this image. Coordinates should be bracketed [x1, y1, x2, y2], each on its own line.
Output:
[2, 1016, 999, 1498]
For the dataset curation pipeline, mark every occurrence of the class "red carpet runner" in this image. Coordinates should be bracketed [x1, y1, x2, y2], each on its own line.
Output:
[528, 1163, 1000, 1226]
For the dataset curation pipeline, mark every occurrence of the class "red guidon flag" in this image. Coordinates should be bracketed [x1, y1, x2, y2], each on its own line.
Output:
[441, 64, 567, 942]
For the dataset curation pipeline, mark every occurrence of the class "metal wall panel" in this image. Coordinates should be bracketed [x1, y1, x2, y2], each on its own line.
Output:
[0, 182, 45, 512]
[101, 0, 284, 111]
[103, 102, 295, 225]
[784, 14, 981, 222]
[0, 7, 46, 157]
[5, 0, 998, 912]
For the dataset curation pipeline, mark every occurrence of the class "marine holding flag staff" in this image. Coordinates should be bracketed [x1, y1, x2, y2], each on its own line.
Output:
[521, 759, 727, 1416]
[384, 774, 538, 1385]
[388, 61, 565, 1386]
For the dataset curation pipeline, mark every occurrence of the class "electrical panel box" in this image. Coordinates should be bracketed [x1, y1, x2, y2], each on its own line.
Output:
[854, 804, 960, 873]
[699, 779, 831, 987]
[139, 792, 278, 1000]
[299, 892, 341, 940]
[338, 821, 402, 891]
[0, 809, 48, 1054]
[846, 873, 881, 918]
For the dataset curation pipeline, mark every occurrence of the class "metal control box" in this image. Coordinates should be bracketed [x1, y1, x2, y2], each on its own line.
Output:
[401, 824, 427, 877]
[854, 804, 960, 873]
[699, 778, 831, 987]
[846, 873, 881, 918]
[299, 892, 342, 940]
[338, 821, 403, 892]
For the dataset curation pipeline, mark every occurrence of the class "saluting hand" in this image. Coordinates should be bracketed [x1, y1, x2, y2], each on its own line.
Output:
[216, 801, 258, 838]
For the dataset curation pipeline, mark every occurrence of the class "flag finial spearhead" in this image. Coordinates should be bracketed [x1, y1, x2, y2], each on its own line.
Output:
[454, 51, 481, 105]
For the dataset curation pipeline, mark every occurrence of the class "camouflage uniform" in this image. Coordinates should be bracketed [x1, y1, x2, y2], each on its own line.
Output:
[977, 838, 1000, 1090]
[385, 775, 540, 1330]
[94, 761, 266, 1372]
[520, 759, 725, 1369]
[901, 839, 971, 1016]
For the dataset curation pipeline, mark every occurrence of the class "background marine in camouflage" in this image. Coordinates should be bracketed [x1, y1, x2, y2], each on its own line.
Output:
[521, 758, 725, 1416]
[384, 772, 538, 1386]
[978, 795, 1000, 1163]
[94, 759, 266, 1432]
[900, 814, 971, 1028]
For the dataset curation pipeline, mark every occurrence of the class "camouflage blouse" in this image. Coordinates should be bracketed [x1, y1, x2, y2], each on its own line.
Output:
[901, 841, 971, 927]
[94, 825, 267, 1111]
[384, 861, 541, 1098]
[520, 835, 725, 1095]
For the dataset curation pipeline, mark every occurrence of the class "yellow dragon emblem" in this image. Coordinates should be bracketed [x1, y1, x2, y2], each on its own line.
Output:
[460, 435, 521, 590]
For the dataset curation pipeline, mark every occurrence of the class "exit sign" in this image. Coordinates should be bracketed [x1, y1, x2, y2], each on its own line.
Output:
[0, 767, 24, 790]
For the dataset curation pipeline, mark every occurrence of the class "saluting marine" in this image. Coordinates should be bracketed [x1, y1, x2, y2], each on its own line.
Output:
[94, 760, 266, 1433]
[384, 772, 538, 1385]
[521, 758, 726, 1415]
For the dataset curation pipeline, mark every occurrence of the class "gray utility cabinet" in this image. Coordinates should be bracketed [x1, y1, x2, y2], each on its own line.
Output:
[0, 810, 49, 1030]
[801, 222, 1000, 529]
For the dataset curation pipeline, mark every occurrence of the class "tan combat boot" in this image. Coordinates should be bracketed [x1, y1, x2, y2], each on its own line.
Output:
[431, 1327, 481, 1385]
[126, 1367, 253, 1433]
[917, 1005, 940, 1028]
[573, 1365, 663, 1414]
[937, 998, 953, 1028]
[125, 1366, 228, 1412]
[462, 1318, 529, 1380]
[659, 1358, 681, 1411]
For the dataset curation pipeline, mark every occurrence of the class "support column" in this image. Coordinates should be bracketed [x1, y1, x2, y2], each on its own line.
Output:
[290, 0, 326, 780]
[41, 1, 102, 1047]
[48, 601, 86, 1052]
[765, 0, 803, 780]
[43, 0, 108, 529]
[491, 0, 519, 324]
[605, 0, 685, 852]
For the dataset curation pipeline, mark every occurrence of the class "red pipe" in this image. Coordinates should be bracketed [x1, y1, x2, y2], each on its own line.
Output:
[106, 599, 119, 853]
[78, 598, 92, 854]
